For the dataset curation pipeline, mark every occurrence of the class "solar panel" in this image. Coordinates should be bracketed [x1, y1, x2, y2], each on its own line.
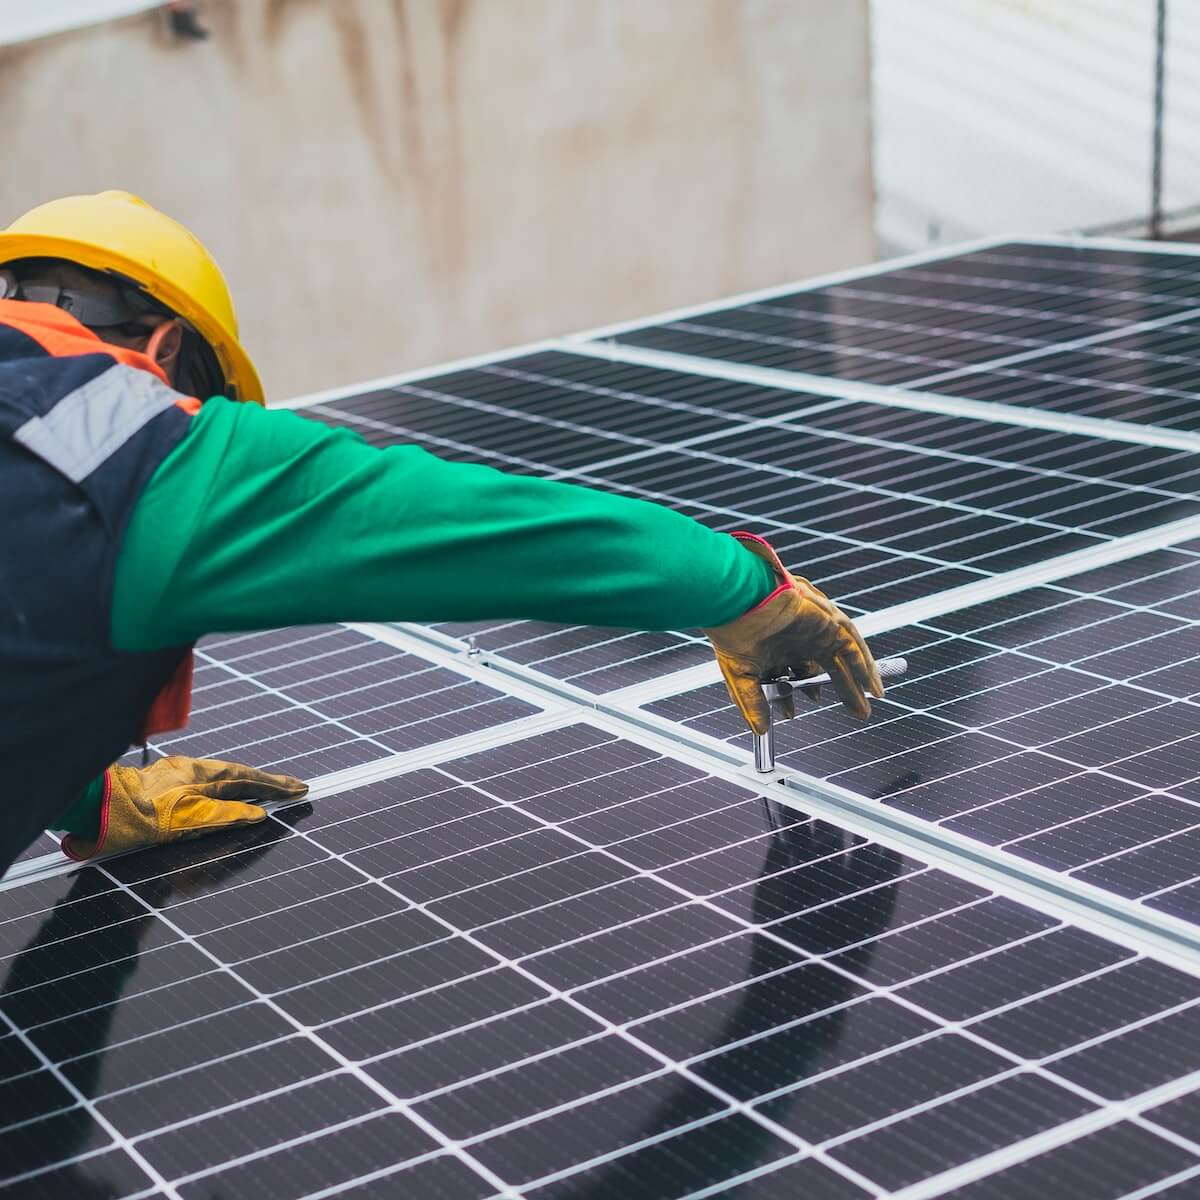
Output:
[599, 242, 1200, 399]
[169, 625, 541, 772]
[6, 235, 1200, 1198]
[4, 723, 1200, 1198]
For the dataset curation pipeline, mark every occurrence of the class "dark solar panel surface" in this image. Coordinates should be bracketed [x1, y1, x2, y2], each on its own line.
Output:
[307, 350, 1199, 692]
[649, 543, 1200, 925]
[137, 625, 540, 777]
[602, 242, 1200, 398]
[4, 725, 1199, 1198]
[914, 323, 1200, 433]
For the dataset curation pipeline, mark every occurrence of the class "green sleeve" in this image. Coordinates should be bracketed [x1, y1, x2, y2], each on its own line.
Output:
[55, 772, 106, 838]
[110, 398, 776, 651]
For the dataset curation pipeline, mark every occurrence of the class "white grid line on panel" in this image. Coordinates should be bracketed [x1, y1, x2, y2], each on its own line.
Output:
[901, 295, 1200, 388]
[481, 360, 853, 427]
[971, 245, 1200, 277]
[678, 1153, 812, 1200]
[893, 1067, 1200, 1200]
[294, 1148, 457, 1200]
[801, 283, 1133, 332]
[911, 357, 1200, 433]
[164, 1120, 444, 1194]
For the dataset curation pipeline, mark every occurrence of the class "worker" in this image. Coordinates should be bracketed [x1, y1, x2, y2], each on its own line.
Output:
[0, 191, 882, 878]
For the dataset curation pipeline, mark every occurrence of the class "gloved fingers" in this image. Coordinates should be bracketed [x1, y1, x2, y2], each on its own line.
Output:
[825, 652, 873, 720]
[774, 680, 796, 722]
[788, 658, 823, 702]
[160, 757, 309, 802]
[160, 792, 269, 841]
[203, 773, 309, 803]
[835, 616, 883, 699]
[716, 658, 772, 737]
[830, 620, 883, 703]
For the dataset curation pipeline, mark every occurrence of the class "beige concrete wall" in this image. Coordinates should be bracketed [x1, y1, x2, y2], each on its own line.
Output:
[0, 0, 874, 400]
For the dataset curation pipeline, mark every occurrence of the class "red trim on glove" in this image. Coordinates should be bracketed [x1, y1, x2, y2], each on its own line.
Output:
[60, 769, 113, 861]
[730, 531, 792, 612]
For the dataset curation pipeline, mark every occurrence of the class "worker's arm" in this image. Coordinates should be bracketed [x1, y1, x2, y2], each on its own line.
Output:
[109, 398, 778, 649]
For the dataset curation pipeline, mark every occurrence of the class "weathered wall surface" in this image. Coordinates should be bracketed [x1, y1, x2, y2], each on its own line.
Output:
[0, 0, 874, 400]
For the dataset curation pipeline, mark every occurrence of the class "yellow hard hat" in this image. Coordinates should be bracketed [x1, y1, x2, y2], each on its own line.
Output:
[0, 190, 263, 403]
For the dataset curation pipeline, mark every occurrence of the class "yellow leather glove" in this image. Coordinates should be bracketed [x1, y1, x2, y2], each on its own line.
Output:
[703, 532, 884, 736]
[60, 757, 308, 861]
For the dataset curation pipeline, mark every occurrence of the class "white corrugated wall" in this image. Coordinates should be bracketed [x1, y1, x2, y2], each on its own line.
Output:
[872, 0, 1200, 253]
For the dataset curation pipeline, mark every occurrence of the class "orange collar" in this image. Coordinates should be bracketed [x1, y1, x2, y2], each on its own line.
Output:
[0, 298, 169, 383]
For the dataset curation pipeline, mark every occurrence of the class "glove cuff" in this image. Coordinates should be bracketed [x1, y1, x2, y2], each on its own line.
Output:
[730, 531, 792, 613]
[60, 769, 115, 861]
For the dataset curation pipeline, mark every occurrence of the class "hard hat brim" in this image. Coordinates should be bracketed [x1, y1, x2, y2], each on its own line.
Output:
[0, 230, 265, 404]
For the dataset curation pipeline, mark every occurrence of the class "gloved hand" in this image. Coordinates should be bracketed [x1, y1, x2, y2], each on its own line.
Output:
[704, 532, 884, 736]
[60, 757, 308, 861]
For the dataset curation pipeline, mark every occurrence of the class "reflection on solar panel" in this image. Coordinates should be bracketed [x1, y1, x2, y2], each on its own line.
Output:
[603, 242, 1200, 406]
[5, 235, 1200, 1198]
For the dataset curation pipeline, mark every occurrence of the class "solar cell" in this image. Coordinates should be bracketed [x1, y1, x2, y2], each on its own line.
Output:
[3, 724, 1198, 1198]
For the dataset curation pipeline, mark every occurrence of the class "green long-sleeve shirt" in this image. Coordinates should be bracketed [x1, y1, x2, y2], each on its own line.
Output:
[112, 398, 774, 646]
[60, 397, 775, 835]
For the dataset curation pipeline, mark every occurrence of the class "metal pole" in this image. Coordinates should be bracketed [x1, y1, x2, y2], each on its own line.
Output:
[1151, 0, 1168, 239]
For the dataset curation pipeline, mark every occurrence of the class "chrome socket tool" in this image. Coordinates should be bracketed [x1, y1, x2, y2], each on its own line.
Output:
[753, 656, 909, 773]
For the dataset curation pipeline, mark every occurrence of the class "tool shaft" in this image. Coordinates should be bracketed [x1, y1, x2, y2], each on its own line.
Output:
[753, 656, 908, 774]
[763, 656, 908, 698]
